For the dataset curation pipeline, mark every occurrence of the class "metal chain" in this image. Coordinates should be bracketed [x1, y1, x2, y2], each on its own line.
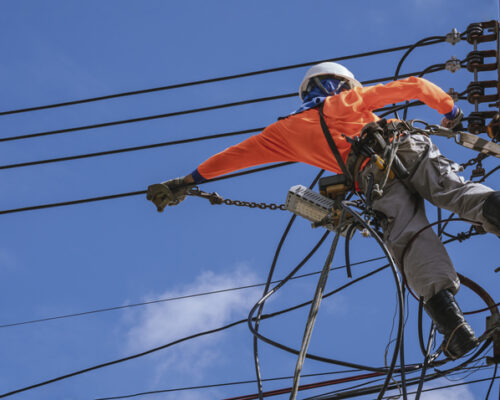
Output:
[222, 197, 286, 210]
[188, 187, 286, 211]
[460, 152, 487, 169]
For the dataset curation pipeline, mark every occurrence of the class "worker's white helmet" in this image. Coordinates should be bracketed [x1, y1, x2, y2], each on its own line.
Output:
[299, 62, 362, 100]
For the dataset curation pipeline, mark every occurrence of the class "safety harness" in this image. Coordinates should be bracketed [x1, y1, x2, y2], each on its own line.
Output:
[317, 104, 411, 205]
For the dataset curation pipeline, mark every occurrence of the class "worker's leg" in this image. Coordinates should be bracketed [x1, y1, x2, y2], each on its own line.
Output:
[396, 134, 500, 235]
[359, 164, 459, 301]
[359, 155, 477, 359]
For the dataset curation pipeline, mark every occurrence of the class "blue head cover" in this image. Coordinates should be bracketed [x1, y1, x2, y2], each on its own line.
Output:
[292, 78, 347, 115]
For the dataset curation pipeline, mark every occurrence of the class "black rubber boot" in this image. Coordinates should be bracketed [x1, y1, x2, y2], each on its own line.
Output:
[483, 191, 500, 229]
[424, 290, 478, 359]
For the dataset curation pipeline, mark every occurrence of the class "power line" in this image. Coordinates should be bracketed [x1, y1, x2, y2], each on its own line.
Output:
[0, 69, 443, 144]
[0, 161, 294, 216]
[0, 38, 445, 116]
[0, 93, 294, 143]
[93, 370, 362, 400]
[0, 318, 248, 399]
[223, 372, 385, 400]
[0, 127, 264, 171]
[0, 100, 426, 172]
[0, 256, 385, 329]
[381, 374, 500, 400]
[97, 365, 496, 400]
[0, 261, 389, 398]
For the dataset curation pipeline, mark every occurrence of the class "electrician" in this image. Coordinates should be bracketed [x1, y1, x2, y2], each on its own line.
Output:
[147, 62, 500, 360]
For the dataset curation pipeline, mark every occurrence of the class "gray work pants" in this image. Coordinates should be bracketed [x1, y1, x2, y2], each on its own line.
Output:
[358, 134, 497, 301]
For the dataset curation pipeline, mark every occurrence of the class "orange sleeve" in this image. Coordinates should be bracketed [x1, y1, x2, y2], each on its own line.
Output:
[360, 76, 455, 114]
[196, 121, 296, 180]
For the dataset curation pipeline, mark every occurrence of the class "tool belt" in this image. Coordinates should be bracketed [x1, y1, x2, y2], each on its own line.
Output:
[317, 106, 410, 202]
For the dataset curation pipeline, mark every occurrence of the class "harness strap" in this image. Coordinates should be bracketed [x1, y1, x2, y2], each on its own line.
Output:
[318, 103, 353, 186]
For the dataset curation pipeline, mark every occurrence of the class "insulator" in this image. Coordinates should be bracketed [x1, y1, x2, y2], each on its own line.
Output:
[467, 112, 486, 134]
[467, 82, 485, 103]
[466, 23, 484, 43]
[466, 51, 485, 71]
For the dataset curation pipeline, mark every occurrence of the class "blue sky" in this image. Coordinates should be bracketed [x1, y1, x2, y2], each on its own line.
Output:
[0, 1, 499, 399]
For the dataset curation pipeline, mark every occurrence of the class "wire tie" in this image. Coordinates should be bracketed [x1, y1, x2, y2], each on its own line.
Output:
[444, 321, 468, 359]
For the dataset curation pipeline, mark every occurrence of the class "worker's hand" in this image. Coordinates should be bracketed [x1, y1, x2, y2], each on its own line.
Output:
[146, 177, 194, 212]
[441, 106, 463, 131]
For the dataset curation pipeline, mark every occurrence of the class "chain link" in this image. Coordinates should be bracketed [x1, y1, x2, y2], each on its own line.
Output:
[188, 187, 286, 211]
[222, 197, 286, 211]
[461, 153, 488, 169]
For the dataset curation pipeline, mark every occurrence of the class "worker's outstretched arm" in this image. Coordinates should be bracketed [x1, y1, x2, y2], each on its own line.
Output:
[361, 76, 463, 128]
[147, 123, 295, 211]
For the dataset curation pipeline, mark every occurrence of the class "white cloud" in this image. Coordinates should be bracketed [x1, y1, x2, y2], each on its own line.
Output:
[123, 266, 261, 381]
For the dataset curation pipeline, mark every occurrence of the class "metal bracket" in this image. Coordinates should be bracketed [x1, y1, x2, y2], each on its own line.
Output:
[188, 187, 224, 204]
[446, 28, 461, 45]
[426, 125, 500, 157]
[458, 131, 500, 158]
[445, 56, 461, 73]
[447, 88, 460, 102]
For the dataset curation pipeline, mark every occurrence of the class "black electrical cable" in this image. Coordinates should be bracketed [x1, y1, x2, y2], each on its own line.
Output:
[0, 161, 295, 216]
[380, 374, 500, 400]
[0, 69, 443, 144]
[478, 165, 500, 183]
[307, 362, 494, 400]
[97, 364, 494, 400]
[253, 229, 331, 398]
[398, 286, 409, 400]
[401, 63, 446, 120]
[0, 127, 264, 171]
[0, 93, 295, 143]
[248, 264, 393, 372]
[392, 35, 446, 120]
[252, 169, 324, 400]
[414, 325, 436, 400]
[263, 264, 389, 321]
[3, 250, 486, 399]
[485, 363, 498, 400]
[0, 256, 385, 329]
[303, 376, 390, 400]
[247, 205, 405, 376]
[99, 363, 495, 400]
[2, 32, 494, 400]
[0, 318, 248, 399]
[0, 257, 389, 399]
[310, 342, 492, 400]
[93, 369, 361, 400]
[377, 101, 424, 119]
[417, 298, 427, 356]
[343, 204, 405, 400]
[0, 101, 422, 173]
[0, 100, 417, 174]
[253, 213, 297, 400]
[344, 225, 356, 278]
[0, 39, 446, 117]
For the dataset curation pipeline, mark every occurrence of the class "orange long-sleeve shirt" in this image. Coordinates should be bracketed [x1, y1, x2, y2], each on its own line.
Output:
[195, 76, 454, 180]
